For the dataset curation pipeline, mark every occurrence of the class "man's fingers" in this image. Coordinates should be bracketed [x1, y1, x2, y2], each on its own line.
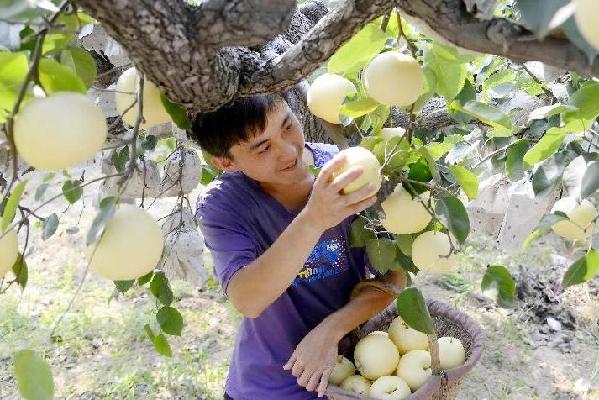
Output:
[317, 153, 348, 185]
[297, 368, 315, 387]
[341, 182, 378, 206]
[348, 194, 377, 214]
[317, 367, 333, 397]
[306, 368, 324, 392]
[330, 166, 364, 193]
[283, 353, 297, 371]
[291, 360, 305, 377]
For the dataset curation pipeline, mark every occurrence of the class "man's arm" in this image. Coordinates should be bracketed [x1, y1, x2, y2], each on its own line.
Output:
[321, 270, 407, 338]
[284, 270, 407, 397]
[227, 155, 376, 319]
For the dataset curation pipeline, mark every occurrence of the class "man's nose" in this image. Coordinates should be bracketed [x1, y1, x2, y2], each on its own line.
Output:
[278, 141, 297, 161]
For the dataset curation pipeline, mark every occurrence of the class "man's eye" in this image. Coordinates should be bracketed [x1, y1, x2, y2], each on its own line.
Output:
[285, 124, 293, 131]
[259, 145, 270, 154]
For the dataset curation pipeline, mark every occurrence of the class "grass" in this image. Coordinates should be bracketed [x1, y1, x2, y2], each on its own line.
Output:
[0, 232, 597, 399]
[0, 252, 234, 400]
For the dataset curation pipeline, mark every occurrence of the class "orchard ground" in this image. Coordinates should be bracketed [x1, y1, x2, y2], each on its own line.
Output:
[1, 153, 598, 400]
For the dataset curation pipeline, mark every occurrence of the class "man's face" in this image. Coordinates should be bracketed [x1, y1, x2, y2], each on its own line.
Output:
[217, 101, 309, 187]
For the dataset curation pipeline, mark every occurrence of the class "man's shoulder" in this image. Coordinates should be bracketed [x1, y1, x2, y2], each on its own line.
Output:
[306, 142, 339, 167]
[196, 172, 253, 220]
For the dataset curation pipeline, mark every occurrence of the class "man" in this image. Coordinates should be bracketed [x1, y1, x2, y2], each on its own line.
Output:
[191, 93, 406, 400]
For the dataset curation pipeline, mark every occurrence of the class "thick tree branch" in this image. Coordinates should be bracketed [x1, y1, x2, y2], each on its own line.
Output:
[194, 0, 296, 47]
[398, 0, 599, 77]
[74, 0, 599, 115]
[240, 0, 394, 95]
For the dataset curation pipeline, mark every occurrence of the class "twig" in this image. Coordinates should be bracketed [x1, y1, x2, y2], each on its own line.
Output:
[398, 176, 454, 196]
[396, 11, 418, 60]
[0, 173, 123, 239]
[380, 12, 391, 32]
[472, 142, 516, 169]
[520, 63, 556, 102]
[3, 33, 45, 197]
[120, 74, 144, 186]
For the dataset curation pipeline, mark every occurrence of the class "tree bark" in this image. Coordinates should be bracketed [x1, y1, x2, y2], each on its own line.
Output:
[74, 0, 599, 114]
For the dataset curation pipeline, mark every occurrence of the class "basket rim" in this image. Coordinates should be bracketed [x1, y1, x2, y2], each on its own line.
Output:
[325, 299, 485, 399]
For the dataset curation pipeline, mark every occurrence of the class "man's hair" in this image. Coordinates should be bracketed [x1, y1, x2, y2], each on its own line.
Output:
[189, 94, 285, 158]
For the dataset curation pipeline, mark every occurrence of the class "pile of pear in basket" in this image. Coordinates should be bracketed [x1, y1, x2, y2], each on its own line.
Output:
[326, 297, 484, 400]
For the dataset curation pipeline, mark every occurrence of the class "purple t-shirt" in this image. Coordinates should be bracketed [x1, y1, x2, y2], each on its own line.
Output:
[196, 142, 373, 400]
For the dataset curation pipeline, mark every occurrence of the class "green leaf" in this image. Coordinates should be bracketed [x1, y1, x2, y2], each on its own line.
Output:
[566, 82, 599, 122]
[54, 12, 96, 32]
[426, 42, 467, 102]
[150, 271, 173, 307]
[144, 324, 155, 340]
[34, 183, 50, 202]
[452, 101, 512, 136]
[111, 146, 129, 173]
[328, 21, 388, 75]
[86, 197, 118, 246]
[481, 265, 517, 307]
[156, 306, 183, 336]
[360, 105, 390, 134]
[307, 165, 321, 178]
[349, 216, 376, 248]
[396, 287, 435, 335]
[394, 234, 413, 257]
[160, 93, 190, 130]
[13, 349, 54, 400]
[12, 253, 28, 290]
[516, 0, 571, 38]
[562, 17, 599, 65]
[435, 196, 470, 244]
[522, 212, 568, 249]
[528, 104, 578, 122]
[42, 33, 75, 54]
[365, 238, 398, 273]
[142, 135, 158, 151]
[505, 140, 530, 181]
[449, 164, 478, 200]
[562, 251, 599, 288]
[38, 58, 86, 93]
[2, 180, 27, 232]
[114, 280, 135, 293]
[481, 69, 516, 100]
[339, 97, 379, 119]
[531, 146, 578, 196]
[60, 47, 97, 89]
[523, 127, 568, 168]
[395, 250, 419, 275]
[456, 78, 476, 106]
[62, 180, 82, 204]
[152, 334, 172, 357]
[201, 165, 218, 185]
[144, 325, 172, 357]
[581, 161, 599, 199]
[0, 51, 28, 86]
[41, 213, 59, 240]
[137, 271, 154, 286]
[406, 159, 433, 193]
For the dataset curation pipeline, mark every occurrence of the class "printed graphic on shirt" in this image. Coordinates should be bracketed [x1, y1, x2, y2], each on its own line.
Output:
[292, 237, 348, 286]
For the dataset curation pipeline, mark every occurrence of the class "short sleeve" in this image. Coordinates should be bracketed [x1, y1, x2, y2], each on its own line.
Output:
[196, 201, 258, 294]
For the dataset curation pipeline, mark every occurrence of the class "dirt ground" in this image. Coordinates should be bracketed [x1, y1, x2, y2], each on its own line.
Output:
[1, 154, 598, 400]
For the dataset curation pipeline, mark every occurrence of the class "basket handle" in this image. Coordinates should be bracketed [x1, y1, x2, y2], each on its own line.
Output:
[427, 333, 441, 376]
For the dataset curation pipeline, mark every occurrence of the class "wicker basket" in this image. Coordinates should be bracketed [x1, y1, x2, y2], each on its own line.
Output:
[325, 300, 484, 400]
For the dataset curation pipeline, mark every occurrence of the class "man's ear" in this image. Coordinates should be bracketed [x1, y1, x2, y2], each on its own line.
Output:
[211, 155, 239, 172]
